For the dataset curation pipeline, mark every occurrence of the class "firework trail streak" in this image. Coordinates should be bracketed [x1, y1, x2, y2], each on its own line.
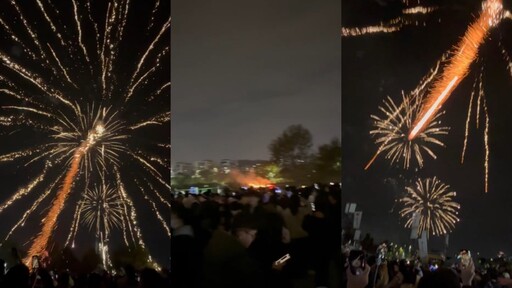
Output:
[409, 0, 503, 140]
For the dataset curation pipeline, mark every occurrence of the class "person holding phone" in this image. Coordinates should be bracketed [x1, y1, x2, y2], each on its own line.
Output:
[346, 250, 370, 288]
[457, 249, 475, 288]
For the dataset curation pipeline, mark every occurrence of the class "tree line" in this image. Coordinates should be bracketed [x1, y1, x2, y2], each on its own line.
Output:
[172, 124, 341, 186]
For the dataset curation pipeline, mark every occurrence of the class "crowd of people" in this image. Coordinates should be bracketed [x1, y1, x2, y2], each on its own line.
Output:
[0, 259, 169, 288]
[342, 247, 512, 288]
[170, 183, 342, 288]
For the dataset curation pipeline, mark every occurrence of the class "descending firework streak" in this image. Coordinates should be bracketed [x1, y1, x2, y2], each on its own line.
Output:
[0, 0, 170, 265]
[406, 0, 505, 193]
[409, 0, 504, 139]
[400, 177, 460, 237]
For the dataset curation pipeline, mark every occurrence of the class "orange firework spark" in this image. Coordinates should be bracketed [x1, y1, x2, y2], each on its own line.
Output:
[24, 123, 105, 265]
[24, 145, 85, 266]
[409, 0, 503, 140]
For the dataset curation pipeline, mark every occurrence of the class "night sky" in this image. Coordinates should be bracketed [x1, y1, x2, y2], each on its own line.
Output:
[171, 0, 341, 163]
[0, 1, 170, 265]
[342, 0, 512, 258]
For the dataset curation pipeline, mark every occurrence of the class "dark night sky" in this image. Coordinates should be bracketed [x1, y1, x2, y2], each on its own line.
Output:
[342, 0, 512, 258]
[171, 0, 341, 163]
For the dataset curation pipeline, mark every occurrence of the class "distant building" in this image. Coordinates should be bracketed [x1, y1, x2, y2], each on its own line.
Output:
[171, 162, 194, 176]
[219, 159, 237, 174]
[237, 160, 271, 172]
[194, 160, 214, 171]
[173, 159, 272, 177]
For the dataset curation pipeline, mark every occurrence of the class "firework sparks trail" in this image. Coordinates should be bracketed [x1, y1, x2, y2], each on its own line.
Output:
[400, 177, 460, 237]
[0, 52, 78, 114]
[457, 63, 492, 192]
[0, 163, 50, 214]
[149, 0, 160, 29]
[2, 154, 65, 243]
[409, 0, 503, 140]
[125, 52, 167, 101]
[119, 206, 131, 247]
[461, 76, 478, 163]
[483, 96, 490, 192]
[129, 112, 171, 130]
[36, 0, 66, 46]
[125, 18, 171, 102]
[158, 143, 171, 149]
[24, 140, 90, 264]
[1, 170, 65, 246]
[119, 0, 130, 43]
[25, 121, 107, 264]
[64, 173, 90, 249]
[402, 6, 437, 14]
[148, 82, 170, 101]
[65, 199, 84, 248]
[0, 17, 37, 60]
[115, 168, 147, 250]
[86, 0, 101, 54]
[8, 0, 59, 77]
[143, 178, 170, 208]
[500, 42, 512, 77]
[47, 44, 78, 88]
[342, 25, 401, 37]
[342, 5, 437, 37]
[135, 180, 171, 237]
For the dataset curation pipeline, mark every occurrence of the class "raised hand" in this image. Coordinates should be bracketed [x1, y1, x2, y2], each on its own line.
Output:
[459, 258, 475, 287]
[346, 264, 370, 288]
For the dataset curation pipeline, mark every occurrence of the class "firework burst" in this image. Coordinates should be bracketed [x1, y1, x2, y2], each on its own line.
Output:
[81, 184, 123, 237]
[80, 184, 123, 269]
[367, 59, 449, 170]
[400, 177, 460, 236]
[0, 0, 170, 264]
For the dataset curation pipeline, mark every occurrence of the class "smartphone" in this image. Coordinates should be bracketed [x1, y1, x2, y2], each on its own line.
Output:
[274, 253, 291, 266]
